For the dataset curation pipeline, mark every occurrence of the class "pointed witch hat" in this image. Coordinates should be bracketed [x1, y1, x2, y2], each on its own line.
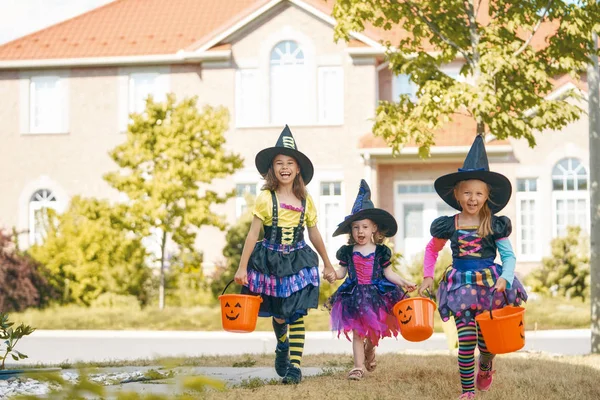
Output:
[255, 125, 314, 184]
[333, 179, 398, 237]
[434, 135, 512, 213]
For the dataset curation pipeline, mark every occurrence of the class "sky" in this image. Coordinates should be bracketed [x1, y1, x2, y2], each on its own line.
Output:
[0, 0, 115, 44]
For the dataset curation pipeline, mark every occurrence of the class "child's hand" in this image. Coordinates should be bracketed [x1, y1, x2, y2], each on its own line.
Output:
[322, 265, 336, 284]
[399, 278, 417, 292]
[234, 268, 248, 285]
[419, 277, 434, 296]
[494, 277, 507, 292]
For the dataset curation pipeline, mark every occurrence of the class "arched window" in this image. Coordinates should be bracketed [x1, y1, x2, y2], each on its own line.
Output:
[551, 158, 589, 237]
[29, 189, 57, 245]
[270, 40, 309, 124]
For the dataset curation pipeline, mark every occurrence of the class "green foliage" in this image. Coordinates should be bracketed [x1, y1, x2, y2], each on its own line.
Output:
[28, 197, 150, 306]
[0, 230, 57, 312]
[405, 249, 453, 299]
[104, 94, 243, 308]
[90, 293, 142, 311]
[0, 312, 35, 369]
[332, 0, 600, 155]
[210, 195, 262, 299]
[527, 226, 590, 301]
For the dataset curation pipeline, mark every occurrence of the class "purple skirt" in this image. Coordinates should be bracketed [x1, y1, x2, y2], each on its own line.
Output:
[437, 263, 528, 324]
[327, 282, 406, 346]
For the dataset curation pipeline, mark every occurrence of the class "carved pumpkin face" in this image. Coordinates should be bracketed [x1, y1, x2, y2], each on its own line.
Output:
[397, 305, 413, 325]
[224, 301, 242, 321]
[519, 319, 525, 339]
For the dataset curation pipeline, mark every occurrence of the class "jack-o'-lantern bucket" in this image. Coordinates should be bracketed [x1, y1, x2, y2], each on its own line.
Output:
[393, 291, 437, 342]
[475, 290, 525, 354]
[219, 280, 262, 333]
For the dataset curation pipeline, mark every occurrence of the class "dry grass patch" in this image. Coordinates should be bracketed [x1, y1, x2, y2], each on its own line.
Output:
[201, 353, 600, 400]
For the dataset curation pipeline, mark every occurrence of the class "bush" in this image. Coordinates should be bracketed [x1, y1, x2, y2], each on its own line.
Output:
[90, 293, 142, 310]
[527, 226, 590, 301]
[0, 230, 57, 312]
[28, 196, 151, 306]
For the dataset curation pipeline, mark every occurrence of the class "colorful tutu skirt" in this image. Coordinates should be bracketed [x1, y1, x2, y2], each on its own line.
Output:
[326, 280, 406, 346]
[241, 239, 320, 323]
[437, 262, 528, 324]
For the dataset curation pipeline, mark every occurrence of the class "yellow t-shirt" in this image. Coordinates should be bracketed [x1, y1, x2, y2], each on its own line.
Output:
[253, 190, 318, 228]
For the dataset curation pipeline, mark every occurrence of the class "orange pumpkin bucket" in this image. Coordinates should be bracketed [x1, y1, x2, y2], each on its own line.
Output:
[393, 291, 437, 342]
[218, 280, 263, 333]
[475, 290, 525, 354]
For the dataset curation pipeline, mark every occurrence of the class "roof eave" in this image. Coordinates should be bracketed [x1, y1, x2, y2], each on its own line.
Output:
[360, 144, 513, 157]
[0, 50, 232, 69]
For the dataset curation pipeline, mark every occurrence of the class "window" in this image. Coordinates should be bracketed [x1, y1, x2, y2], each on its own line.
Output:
[236, 69, 260, 127]
[235, 183, 258, 218]
[395, 183, 452, 263]
[29, 189, 57, 245]
[516, 178, 541, 260]
[318, 181, 344, 256]
[129, 72, 167, 115]
[551, 158, 589, 237]
[270, 41, 309, 124]
[29, 75, 67, 133]
[317, 67, 344, 124]
[392, 74, 417, 101]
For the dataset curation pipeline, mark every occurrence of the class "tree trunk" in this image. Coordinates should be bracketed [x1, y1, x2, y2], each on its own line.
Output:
[589, 29, 600, 354]
[158, 231, 168, 310]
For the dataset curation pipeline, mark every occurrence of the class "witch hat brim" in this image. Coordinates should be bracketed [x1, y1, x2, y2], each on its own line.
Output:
[255, 125, 314, 184]
[434, 170, 512, 213]
[333, 208, 398, 237]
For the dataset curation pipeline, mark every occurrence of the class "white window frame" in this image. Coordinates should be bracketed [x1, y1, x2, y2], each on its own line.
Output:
[317, 180, 345, 257]
[317, 66, 344, 125]
[551, 158, 590, 238]
[392, 73, 417, 101]
[394, 181, 453, 264]
[235, 69, 261, 128]
[28, 189, 57, 245]
[515, 178, 542, 261]
[235, 182, 260, 218]
[23, 73, 69, 134]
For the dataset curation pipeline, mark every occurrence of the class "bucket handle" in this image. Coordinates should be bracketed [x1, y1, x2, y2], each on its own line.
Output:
[400, 288, 435, 302]
[221, 280, 262, 299]
[487, 289, 511, 320]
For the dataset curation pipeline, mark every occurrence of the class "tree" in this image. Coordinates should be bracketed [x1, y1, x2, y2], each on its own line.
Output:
[333, 0, 600, 156]
[105, 94, 244, 309]
[527, 226, 590, 301]
[0, 230, 57, 312]
[28, 196, 150, 306]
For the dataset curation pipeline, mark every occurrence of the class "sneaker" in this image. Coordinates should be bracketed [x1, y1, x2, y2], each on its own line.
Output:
[282, 365, 302, 384]
[476, 362, 495, 391]
[274, 346, 290, 377]
[458, 392, 476, 399]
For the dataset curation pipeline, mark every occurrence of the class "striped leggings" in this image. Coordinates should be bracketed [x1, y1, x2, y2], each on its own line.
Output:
[456, 319, 495, 394]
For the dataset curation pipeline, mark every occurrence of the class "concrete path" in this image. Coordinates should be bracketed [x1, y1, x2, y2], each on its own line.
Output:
[17, 329, 591, 365]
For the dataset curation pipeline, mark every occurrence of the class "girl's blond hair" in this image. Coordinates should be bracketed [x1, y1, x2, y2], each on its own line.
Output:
[261, 158, 307, 201]
[454, 181, 493, 237]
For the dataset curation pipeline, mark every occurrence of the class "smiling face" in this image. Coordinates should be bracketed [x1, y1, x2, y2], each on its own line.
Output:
[397, 304, 413, 325]
[224, 301, 242, 321]
[272, 154, 300, 186]
[454, 180, 489, 216]
[351, 219, 378, 246]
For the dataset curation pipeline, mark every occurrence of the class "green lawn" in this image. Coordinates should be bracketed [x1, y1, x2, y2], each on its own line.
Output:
[9, 294, 589, 331]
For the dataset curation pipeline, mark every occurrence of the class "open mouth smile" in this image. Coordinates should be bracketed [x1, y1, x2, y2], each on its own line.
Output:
[400, 316, 412, 325]
[226, 313, 240, 321]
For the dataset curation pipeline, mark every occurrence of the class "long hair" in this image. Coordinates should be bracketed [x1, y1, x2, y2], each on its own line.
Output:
[261, 164, 307, 201]
[346, 222, 387, 245]
[454, 181, 493, 237]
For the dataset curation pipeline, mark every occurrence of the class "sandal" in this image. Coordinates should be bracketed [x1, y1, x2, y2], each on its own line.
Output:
[364, 340, 376, 372]
[347, 367, 364, 381]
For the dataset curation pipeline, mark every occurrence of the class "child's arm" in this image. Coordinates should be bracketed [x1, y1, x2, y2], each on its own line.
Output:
[495, 238, 516, 292]
[418, 237, 447, 295]
[234, 216, 264, 285]
[334, 266, 348, 280]
[384, 267, 417, 291]
[307, 226, 336, 283]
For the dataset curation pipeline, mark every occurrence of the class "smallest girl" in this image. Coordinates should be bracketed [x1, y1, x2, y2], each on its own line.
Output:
[326, 180, 416, 381]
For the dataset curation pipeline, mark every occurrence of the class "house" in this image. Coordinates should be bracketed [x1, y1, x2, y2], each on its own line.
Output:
[0, 0, 591, 274]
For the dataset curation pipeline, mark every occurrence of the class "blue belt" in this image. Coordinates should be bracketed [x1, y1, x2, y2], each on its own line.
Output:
[452, 257, 495, 272]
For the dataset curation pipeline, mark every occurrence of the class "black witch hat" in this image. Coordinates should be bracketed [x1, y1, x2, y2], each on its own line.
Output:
[434, 135, 512, 213]
[333, 179, 398, 237]
[255, 125, 314, 184]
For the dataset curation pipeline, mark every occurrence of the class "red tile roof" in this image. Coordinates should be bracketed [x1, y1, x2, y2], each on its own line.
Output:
[358, 114, 510, 149]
